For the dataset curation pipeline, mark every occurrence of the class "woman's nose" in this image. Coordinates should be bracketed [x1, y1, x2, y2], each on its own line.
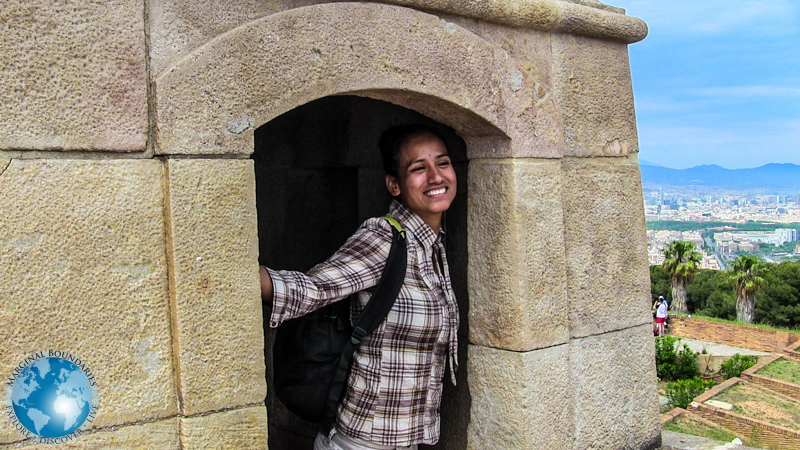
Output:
[428, 167, 443, 183]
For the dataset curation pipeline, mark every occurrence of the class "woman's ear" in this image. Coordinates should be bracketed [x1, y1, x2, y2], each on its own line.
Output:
[385, 174, 401, 197]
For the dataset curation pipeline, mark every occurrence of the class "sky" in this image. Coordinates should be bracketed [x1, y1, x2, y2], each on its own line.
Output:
[608, 0, 800, 169]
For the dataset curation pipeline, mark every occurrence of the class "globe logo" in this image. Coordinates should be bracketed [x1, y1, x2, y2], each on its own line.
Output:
[6, 351, 98, 444]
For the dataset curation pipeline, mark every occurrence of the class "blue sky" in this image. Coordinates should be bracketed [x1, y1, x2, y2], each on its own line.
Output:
[609, 0, 800, 169]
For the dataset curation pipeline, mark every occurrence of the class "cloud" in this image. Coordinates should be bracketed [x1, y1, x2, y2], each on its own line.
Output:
[638, 125, 745, 147]
[690, 86, 800, 98]
[614, 0, 799, 37]
[637, 120, 800, 169]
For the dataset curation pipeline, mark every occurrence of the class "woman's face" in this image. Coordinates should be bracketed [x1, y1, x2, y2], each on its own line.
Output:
[386, 133, 457, 230]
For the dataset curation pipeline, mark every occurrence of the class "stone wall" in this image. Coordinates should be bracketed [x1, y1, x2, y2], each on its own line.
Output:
[669, 315, 800, 353]
[743, 355, 800, 402]
[690, 379, 800, 450]
[1, 1, 658, 448]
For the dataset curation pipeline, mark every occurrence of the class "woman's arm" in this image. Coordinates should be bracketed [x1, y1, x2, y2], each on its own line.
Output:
[264, 218, 393, 327]
[260, 265, 274, 305]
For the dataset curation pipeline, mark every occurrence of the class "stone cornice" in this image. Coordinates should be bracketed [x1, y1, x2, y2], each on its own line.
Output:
[365, 0, 648, 42]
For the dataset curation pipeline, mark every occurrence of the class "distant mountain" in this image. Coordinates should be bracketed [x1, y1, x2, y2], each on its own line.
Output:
[638, 159, 663, 167]
[640, 163, 800, 191]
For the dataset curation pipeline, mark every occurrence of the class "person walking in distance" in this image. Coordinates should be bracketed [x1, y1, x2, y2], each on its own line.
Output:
[653, 296, 668, 337]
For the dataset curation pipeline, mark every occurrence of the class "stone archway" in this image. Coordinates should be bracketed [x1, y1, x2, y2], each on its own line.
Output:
[153, 2, 660, 449]
[252, 95, 473, 449]
[154, 4, 515, 449]
[1, 0, 662, 448]
[153, 2, 515, 156]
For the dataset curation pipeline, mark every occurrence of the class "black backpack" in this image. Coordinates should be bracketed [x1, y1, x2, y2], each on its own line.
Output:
[272, 217, 407, 430]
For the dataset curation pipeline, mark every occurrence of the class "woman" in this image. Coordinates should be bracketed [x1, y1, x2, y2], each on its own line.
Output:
[259, 124, 459, 450]
[653, 296, 668, 337]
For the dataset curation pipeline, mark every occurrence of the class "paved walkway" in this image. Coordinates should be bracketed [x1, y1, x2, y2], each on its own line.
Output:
[674, 338, 772, 357]
[661, 430, 767, 450]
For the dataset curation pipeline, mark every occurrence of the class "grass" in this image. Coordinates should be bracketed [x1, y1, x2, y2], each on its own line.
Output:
[670, 312, 800, 335]
[758, 359, 800, 386]
[713, 383, 800, 430]
[663, 414, 738, 442]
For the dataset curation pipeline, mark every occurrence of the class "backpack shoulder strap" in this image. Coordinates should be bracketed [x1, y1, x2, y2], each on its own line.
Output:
[322, 216, 408, 430]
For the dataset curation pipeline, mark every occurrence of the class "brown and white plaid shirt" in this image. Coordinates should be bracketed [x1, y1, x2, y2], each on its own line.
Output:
[268, 200, 459, 446]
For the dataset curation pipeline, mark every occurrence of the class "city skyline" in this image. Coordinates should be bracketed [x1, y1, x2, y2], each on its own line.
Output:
[611, 0, 800, 170]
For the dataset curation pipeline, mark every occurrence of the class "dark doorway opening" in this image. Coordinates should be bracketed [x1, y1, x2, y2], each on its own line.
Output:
[253, 95, 470, 450]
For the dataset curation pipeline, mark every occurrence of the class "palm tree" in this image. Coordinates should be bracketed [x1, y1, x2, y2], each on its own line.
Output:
[728, 256, 767, 324]
[661, 241, 702, 313]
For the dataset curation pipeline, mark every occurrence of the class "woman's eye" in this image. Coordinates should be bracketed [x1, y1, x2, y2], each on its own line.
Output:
[438, 161, 451, 167]
[411, 166, 424, 172]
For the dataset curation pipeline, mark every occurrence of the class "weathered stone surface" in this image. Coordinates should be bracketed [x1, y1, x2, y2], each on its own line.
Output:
[149, 0, 644, 76]
[551, 34, 639, 157]
[0, 418, 180, 449]
[373, 0, 646, 42]
[468, 159, 569, 351]
[149, 0, 293, 76]
[561, 159, 651, 339]
[154, 3, 513, 156]
[166, 159, 266, 415]
[569, 324, 661, 450]
[0, 1, 147, 151]
[467, 344, 573, 448]
[0, 159, 176, 444]
[438, 16, 566, 159]
[181, 406, 268, 448]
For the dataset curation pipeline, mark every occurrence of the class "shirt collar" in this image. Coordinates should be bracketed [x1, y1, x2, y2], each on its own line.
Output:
[389, 200, 444, 250]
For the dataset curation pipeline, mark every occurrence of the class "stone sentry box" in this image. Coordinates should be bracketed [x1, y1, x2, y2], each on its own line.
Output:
[0, 1, 660, 449]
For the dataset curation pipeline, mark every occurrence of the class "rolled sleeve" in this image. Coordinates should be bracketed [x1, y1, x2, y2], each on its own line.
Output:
[267, 218, 392, 328]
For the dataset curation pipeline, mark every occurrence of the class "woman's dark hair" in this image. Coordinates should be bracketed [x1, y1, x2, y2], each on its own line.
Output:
[379, 124, 449, 178]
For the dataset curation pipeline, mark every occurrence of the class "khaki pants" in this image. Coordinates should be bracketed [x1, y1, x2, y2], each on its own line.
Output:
[314, 430, 418, 450]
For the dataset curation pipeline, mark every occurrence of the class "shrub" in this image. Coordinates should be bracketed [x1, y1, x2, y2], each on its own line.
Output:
[665, 377, 717, 408]
[655, 336, 700, 381]
[719, 354, 759, 380]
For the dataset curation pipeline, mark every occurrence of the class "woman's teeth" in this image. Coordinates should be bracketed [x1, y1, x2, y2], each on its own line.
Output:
[427, 187, 446, 196]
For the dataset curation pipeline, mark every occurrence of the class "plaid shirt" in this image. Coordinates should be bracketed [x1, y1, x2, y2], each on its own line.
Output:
[268, 200, 459, 446]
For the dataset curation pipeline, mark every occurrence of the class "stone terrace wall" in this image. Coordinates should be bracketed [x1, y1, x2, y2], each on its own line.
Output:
[689, 378, 800, 450]
[743, 355, 800, 402]
[669, 315, 800, 353]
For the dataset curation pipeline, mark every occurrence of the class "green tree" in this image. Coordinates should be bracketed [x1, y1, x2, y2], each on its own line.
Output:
[687, 269, 728, 313]
[756, 260, 800, 328]
[728, 256, 768, 324]
[649, 265, 672, 304]
[662, 241, 702, 313]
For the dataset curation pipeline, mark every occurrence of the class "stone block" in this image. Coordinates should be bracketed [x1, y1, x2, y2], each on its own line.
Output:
[148, 0, 319, 76]
[0, 159, 176, 444]
[441, 17, 567, 159]
[569, 324, 661, 450]
[561, 159, 651, 339]
[551, 34, 639, 157]
[181, 406, 268, 448]
[166, 159, 266, 415]
[0, 0, 147, 151]
[467, 344, 573, 449]
[154, 3, 511, 156]
[0, 417, 180, 449]
[468, 159, 568, 351]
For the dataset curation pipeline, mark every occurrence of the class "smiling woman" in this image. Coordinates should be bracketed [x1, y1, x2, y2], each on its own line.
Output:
[260, 123, 460, 449]
[382, 124, 457, 234]
[252, 96, 468, 450]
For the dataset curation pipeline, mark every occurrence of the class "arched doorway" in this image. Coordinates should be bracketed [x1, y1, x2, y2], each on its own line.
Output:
[253, 95, 471, 449]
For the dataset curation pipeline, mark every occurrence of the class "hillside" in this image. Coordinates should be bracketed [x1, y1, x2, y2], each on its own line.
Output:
[640, 163, 800, 191]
